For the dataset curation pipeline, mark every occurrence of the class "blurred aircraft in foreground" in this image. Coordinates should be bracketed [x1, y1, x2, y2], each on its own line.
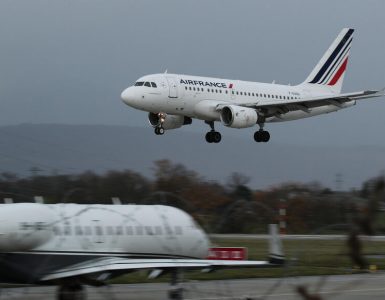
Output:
[0, 203, 284, 300]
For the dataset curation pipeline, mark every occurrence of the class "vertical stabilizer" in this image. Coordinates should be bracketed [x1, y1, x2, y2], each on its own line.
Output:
[268, 224, 285, 265]
[301, 28, 354, 94]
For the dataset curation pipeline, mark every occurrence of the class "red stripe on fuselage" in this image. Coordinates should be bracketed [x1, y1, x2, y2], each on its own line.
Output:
[328, 57, 348, 86]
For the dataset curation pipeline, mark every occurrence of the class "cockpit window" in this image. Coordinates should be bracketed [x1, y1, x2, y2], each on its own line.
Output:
[134, 82, 144, 86]
[144, 82, 151, 87]
[151, 82, 157, 88]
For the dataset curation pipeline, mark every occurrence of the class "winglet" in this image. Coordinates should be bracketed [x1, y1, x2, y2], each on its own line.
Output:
[268, 224, 285, 265]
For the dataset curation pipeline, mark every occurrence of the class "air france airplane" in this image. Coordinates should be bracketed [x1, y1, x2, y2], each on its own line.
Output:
[0, 203, 283, 300]
[121, 28, 384, 143]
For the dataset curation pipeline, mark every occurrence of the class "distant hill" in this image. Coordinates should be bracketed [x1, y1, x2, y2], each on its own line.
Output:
[0, 124, 384, 190]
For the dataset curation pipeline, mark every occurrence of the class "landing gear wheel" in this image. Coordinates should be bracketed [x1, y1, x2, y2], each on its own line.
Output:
[213, 131, 221, 143]
[205, 132, 213, 143]
[254, 130, 270, 143]
[57, 284, 85, 300]
[205, 131, 221, 143]
[154, 127, 165, 135]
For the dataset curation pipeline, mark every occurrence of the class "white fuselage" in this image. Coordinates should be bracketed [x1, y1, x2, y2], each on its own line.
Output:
[121, 73, 354, 124]
[0, 203, 209, 259]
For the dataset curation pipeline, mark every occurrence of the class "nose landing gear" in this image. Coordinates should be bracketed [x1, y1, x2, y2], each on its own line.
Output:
[155, 127, 165, 135]
[154, 112, 166, 135]
[204, 121, 221, 143]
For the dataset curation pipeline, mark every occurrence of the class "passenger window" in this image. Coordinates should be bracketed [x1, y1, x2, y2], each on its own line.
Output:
[95, 226, 103, 236]
[64, 226, 71, 236]
[134, 82, 144, 86]
[107, 226, 114, 235]
[136, 226, 143, 235]
[193, 87, 196, 91]
[248, 93, 251, 96]
[240, 92, 243, 95]
[189, 87, 192, 90]
[236, 91, 239, 95]
[116, 226, 123, 235]
[232, 91, 234, 95]
[155, 226, 162, 235]
[145, 226, 153, 235]
[126, 226, 133, 235]
[175, 226, 182, 235]
[53, 226, 61, 235]
[144, 82, 151, 87]
[151, 82, 157, 88]
[252, 93, 254, 96]
[84, 226, 92, 235]
[75, 226, 83, 235]
[185, 86, 187, 90]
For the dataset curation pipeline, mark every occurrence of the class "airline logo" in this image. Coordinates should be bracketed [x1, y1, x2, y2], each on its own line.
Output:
[180, 78, 228, 88]
[308, 28, 354, 86]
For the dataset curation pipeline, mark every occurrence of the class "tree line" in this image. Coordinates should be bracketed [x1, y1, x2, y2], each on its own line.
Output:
[0, 159, 384, 234]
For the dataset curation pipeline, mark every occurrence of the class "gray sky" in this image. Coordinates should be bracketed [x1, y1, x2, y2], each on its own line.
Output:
[0, 0, 385, 148]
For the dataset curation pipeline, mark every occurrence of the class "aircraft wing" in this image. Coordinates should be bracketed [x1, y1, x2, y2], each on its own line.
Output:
[40, 256, 283, 282]
[40, 224, 283, 282]
[241, 89, 384, 113]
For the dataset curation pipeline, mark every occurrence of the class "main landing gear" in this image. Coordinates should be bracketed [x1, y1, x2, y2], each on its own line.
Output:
[204, 121, 221, 143]
[254, 121, 270, 143]
[154, 112, 166, 135]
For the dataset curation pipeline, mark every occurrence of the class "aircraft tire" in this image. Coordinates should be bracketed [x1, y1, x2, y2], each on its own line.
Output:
[254, 131, 262, 142]
[213, 131, 222, 143]
[205, 132, 213, 143]
[262, 131, 270, 142]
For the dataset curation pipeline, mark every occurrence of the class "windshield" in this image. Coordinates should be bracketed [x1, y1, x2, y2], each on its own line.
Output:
[134, 81, 144, 86]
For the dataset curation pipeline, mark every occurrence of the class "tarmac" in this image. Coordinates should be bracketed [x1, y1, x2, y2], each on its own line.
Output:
[2, 273, 385, 300]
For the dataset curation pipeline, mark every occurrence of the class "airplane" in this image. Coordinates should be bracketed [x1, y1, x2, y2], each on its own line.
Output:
[121, 28, 384, 143]
[0, 202, 284, 300]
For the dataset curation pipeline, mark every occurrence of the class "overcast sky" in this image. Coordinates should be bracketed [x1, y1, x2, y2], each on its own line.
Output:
[0, 0, 384, 149]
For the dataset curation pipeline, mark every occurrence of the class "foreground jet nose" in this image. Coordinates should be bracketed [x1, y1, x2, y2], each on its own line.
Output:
[121, 87, 136, 106]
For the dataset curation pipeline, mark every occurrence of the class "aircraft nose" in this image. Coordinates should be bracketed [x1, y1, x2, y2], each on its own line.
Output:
[121, 87, 136, 106]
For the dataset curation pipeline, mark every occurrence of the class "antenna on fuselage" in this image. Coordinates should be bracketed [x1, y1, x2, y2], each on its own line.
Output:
[164, 69, 168, 74]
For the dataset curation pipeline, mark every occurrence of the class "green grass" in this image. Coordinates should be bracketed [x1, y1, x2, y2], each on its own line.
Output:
[110, 237, 385, 284]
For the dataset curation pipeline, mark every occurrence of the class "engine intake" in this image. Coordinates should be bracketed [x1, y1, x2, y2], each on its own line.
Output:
[220, 105, 258, 128]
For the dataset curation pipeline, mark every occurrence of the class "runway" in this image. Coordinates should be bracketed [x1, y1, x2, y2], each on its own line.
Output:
[1, 273, 385, 300]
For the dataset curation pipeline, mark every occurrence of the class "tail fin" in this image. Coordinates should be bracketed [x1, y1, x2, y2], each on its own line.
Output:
[268, 224, 285, 265]
[301, 28, 354, 93]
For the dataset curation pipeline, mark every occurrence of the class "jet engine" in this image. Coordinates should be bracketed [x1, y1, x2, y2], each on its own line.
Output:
[220, 105, 258, 128]
[0, 203, 54, 251]
[148, 112, 192, 130]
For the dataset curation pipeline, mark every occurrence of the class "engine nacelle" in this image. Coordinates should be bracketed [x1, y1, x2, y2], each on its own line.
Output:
[148, 113, 192, 130]
[0, 203, 54, 251]
[220, 105, 258, 128]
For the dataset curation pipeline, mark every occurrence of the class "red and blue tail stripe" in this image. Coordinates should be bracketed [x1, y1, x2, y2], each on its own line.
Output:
[308, 29, 354, 86]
